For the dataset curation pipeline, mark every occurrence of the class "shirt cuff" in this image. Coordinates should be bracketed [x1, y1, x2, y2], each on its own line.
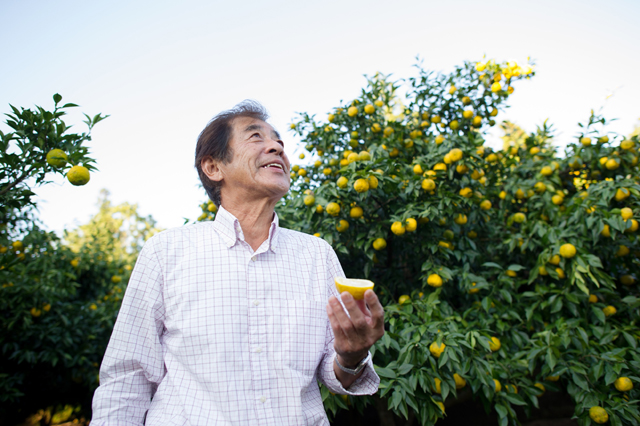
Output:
[320, 352, 380, 395]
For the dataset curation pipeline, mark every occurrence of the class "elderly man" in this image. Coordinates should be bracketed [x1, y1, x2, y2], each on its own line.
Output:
[91, 101, 385, 425]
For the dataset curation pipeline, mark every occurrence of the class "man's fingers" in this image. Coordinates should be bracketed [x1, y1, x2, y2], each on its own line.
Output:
[340, 292, 369, 329]
[326, 302, 347, 340]
[364, 290, 385, 332]
[328, 295, 356, 334]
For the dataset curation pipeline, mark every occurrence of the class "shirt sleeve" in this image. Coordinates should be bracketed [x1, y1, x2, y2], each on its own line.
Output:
[316, 245, 380, 395]
[91, 237, 167, 425]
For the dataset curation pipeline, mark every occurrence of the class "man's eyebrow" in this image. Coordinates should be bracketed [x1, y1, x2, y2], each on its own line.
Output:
[244, 124, 263, 134]
[244, 124, 282, 141]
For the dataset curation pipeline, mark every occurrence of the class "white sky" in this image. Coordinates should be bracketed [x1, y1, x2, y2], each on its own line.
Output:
[1, 0, 638, 235]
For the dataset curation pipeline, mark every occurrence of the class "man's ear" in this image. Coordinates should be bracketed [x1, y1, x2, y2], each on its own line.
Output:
[201, 156, 224, 183]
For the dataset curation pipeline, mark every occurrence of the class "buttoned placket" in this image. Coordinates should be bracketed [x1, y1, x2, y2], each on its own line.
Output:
[245, 243, 272, 420]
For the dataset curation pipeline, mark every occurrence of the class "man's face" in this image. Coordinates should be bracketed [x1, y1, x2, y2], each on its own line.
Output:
[217, 116, 291, 203]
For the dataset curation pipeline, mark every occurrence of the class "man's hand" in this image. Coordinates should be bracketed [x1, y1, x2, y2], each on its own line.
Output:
[326, 289, 385, 371]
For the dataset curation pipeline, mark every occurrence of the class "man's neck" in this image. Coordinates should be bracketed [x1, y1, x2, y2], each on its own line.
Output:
[220, 198, 276, 252]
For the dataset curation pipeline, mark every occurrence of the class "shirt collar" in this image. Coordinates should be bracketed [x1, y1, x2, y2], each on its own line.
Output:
[212, 205, 280, 253]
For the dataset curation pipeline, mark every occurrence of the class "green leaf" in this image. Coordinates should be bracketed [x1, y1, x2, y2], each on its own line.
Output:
[375, 366, 397, 379]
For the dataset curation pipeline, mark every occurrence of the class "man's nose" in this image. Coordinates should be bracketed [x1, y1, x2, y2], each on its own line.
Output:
[266, 138, 284, 155]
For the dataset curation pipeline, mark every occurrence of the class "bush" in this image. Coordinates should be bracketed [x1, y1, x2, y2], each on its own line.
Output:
[268, 60, 639, 425]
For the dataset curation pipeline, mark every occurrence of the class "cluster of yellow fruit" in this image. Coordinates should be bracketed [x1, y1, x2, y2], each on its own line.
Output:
[46, 149, 90, 186]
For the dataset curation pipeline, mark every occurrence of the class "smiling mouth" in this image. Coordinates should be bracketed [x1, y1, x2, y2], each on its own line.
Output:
[262, 163, 285, 171]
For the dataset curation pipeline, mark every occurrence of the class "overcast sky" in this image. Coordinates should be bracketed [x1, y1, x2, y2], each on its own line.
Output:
[1, 0, 638, 235]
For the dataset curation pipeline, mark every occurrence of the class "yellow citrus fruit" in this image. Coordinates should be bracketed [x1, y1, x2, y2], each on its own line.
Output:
[620, 275, 635, 285]
[599, 135, 609, 143]
[46, 149, 68, 168]
[556, 268, 566, 279]
[427, 274, 443, 288]
[589, 407, 609, 424]
[614, 377, 633, 392]
[434, 162, 447, 171]
[489, 337, 501, 351]
[398, 295, 410, 304]
[454, 214, 467, 225]
[111, 275, 122, 284]
[334, 277, 374, 300]
[491, 82, 502, 92]
[616, 245, 629, 257]
[70, 258, 80, 268]
[435, 135, 445, 144]
[374, 100, 384, 107]
[513, 213, 526, 223]
[541, 166, 553, 176]
[30, 307, 42, 317]
[429, 341, 446, 358]
[534, 383, 546, 394]
[316, 205, 323, 214]
[431, 115, 441, 124]
[605, 158, 619, 170]
[67, 165, 90, 186]
[350, 206, 363, 219]
[347, 106, 358, 117]
[368, 175, 379, 189]
[506, 270, 517, 277]
[326, 202, 340, 216]
[589, 294, 598, 303]
[559, 243, 576, 258]
[336, 219, 349, 232]
[475, 62, 486, 72]
[327, 113, 335, 122]
[480, 200, 492, 210]
[459, 187, 473, 198]
[499, 191, 506, 199]
[534, 182, 546, 193]
[490, 108, 498, 117]
[354, 179, 370, 193]
[621, 207, 633, 220]
[493, 379, 502, 392]
[449, 148, 463, 162]
[323, 168, 332, 176]
[580, 137, 592, 146]
[372, 238, 387, 250]
[506, 384, 518, 394]
[485, 153, 497, 162]
[413, 164, 424, 175]
[539, 266, 548, 276]
[298, 169, 307, 177]
[443, 153, 452, 164]
[473, 116, 482, 127]
[603, 305, 616, 316]
[530, 147, 541, 155]
[303, 195, 315, 206]
[463, 110, 474, 119]
[625, 219, 638, 233]
[364, 104, 375, 114]
[391, 221, 406, 235]
[347, 152, 359, 163]
[468, 283, 480, 294]
[434, 377, 442, 394]
[12, 241, 23, 251]
[454, 373, 466, 389]
[515, 188, 525, 199]
[436, 401, 445, 414]
[456, 164, 468, 174]
[620, 139, 634, 150]
[615, 188, 630, 201]
[552, 195, 564, 205]
[405, 218, 417, 232]
[337, 177, 348, 188]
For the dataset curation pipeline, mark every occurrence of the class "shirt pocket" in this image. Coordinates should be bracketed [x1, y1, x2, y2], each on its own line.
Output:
[276, 299, 327, 378]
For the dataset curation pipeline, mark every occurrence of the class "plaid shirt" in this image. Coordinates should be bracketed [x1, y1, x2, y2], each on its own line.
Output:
[91, 206, 379, 426]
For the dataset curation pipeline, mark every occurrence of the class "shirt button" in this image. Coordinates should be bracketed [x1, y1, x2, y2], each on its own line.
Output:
[255, 347, 262, 353]
[253, 300, 260, 306]
[251, 256, 256, 262]
[260, 396, 266, 403]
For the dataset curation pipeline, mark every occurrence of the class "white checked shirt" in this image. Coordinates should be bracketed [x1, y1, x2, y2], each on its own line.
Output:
[91, 206, 379, 426]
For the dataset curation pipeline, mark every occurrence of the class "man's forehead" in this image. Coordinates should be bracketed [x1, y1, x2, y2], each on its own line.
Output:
[232, 117, 280, 139]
